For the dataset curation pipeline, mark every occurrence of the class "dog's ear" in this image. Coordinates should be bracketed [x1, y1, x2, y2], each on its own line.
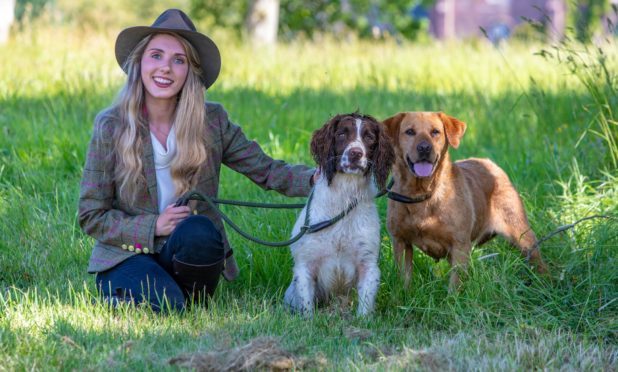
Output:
[439, 112, 467, 149]
[382, 113, 405, 145]
[370, 120, 395, 190]
[311, 115, 340, 185]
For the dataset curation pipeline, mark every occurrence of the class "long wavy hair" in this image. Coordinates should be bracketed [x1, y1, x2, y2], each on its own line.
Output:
[95, 32, 207, 205]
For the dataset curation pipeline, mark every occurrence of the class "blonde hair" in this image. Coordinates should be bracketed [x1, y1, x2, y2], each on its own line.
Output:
[95, 32, 207, 205]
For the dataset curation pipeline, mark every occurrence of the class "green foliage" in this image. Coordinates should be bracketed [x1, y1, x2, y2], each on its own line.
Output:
[189, 0, 249, 37]
[567, 0, 612, 42]
[279, 0, 435, 41]
[15, 0, 190, 30]
[536, 35, 617, 170]
[510, 22, 548, 43]
[188, 0, 436, 41]
[15, 0, 49, 21]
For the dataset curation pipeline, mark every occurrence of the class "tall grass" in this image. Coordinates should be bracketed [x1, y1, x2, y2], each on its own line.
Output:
[536, 33, 618, 170]
[0, 27, 616, 369]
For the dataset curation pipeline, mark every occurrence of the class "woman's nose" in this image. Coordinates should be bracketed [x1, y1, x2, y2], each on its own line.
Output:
[158, 59, 172, 72]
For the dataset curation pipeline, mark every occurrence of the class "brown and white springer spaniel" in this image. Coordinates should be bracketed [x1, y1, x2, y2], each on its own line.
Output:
[284, 113, 394, 316]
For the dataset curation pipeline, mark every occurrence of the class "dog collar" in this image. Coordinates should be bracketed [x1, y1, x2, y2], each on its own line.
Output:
[384, 179, 432, 204]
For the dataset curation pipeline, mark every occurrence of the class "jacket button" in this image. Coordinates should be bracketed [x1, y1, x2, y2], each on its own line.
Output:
[128, 245, 135, 252]
[143, 247, 150, 254]
[121, 244, 128, 250]
[135, 248, 142, 254]
[193, 210, 198, 215]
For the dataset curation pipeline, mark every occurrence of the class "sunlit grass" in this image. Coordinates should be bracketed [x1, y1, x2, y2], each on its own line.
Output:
[1, 27, 616, 369]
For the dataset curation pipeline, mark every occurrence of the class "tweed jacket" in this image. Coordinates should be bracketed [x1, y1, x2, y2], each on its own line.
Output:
[79, 102, 313, 281]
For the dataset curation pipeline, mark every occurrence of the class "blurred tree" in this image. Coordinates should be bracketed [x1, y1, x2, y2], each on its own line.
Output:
[15, 0, 190, 30]
[54, 0, 137, 31]
[189, 0, 248, 36]
[246, 0, 280, 45]
[15, 0, 435, 41]
[189, 0, 436, 41]
[345, 0, 436, 41]
[567, 0, 611, 42]
[15, 0, 47, 21]
[0, 0, 15, 43]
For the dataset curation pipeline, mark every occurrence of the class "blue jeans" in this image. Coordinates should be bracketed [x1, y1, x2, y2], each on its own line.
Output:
[96, 215, 225, 312]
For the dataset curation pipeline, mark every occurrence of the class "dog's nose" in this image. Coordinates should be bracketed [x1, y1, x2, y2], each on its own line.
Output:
[348, 147, 364, 162]
[417, 141, 432, 156]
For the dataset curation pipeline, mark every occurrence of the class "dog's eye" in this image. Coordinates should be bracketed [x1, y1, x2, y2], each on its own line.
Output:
[431, 129, 440, 137]
[336, 132, 346, 139]
[405, 129, 415, 136]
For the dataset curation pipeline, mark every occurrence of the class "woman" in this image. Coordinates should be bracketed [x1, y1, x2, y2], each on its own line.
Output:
[79, 9, 315, 312]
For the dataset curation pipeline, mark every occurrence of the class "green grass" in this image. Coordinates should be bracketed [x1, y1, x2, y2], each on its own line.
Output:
[0, 28, 617, 370]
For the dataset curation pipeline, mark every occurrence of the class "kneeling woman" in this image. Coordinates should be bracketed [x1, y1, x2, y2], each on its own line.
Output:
[78, 9, 315, 312]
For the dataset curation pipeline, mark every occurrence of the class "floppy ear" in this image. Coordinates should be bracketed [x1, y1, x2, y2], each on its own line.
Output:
[370, 120, 394, 190]
[381, 112, 405, 145]
[438, 112, 467, 149]
[311, 115, 340, 185]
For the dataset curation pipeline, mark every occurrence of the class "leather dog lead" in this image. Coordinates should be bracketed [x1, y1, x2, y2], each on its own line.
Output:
[174, 189, 359, 247]
[380, 179, 432, 204]
[174, 178, 429, 247]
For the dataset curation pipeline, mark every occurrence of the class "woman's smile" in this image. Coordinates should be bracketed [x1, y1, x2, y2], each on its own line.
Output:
[153, 76, 174, 87]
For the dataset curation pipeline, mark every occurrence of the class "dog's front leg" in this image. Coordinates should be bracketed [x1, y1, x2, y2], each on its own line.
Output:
[293, 265, 315, 317]
[392, 237, 413, 287]
[448, 242, 471, 292]
[356, 260, 380, 316]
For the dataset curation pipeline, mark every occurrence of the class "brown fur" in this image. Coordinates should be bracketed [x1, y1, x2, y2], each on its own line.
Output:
[310, 113, 393, 190]
[383, 112, 548, 290]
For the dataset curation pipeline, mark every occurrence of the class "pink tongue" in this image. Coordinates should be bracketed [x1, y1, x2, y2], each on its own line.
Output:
[414, 162, 433, 177]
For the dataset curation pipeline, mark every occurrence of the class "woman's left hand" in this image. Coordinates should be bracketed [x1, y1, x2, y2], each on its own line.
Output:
[155, 204, 191, 236]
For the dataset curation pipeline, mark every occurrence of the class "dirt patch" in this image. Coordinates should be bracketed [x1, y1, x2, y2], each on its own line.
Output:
[369, 346, 451, 371]
[363, 344, 399, 362]
[169, 337, 326, 371]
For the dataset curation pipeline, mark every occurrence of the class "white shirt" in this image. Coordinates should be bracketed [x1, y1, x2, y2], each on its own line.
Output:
[150, 126, 177, 213]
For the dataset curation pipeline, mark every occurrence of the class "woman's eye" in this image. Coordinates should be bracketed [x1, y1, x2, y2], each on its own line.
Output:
[405, 129, 415, 136]
[151, 53, 161, 59]
[174, 57, 185, 64]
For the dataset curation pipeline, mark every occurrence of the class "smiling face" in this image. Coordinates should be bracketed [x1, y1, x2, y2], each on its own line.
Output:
[384, 112, 466, 179]
[140, 33, 189, 104]
[398, 113, 445, 178]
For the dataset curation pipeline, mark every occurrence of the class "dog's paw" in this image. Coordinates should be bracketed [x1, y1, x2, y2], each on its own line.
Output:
[283, 283, 314, 317]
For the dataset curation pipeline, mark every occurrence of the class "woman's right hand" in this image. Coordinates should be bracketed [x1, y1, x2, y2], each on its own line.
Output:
[155, 204, 191, 236]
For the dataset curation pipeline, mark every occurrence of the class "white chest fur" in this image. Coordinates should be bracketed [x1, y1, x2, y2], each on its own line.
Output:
[285, 174, 381, 316]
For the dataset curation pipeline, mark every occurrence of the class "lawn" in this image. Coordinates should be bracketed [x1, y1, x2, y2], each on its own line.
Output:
[0, 27, 616, 370]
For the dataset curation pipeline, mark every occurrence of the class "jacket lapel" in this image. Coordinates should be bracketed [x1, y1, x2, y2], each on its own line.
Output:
[141, 127, 159, 212]
[195, 121, 217, 189]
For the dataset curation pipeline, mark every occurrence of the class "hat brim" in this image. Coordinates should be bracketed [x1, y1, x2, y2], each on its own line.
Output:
[115, 26, 221, 89]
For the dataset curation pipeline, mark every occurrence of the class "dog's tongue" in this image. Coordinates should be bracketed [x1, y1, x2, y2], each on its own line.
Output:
[414, 162, 433, 177]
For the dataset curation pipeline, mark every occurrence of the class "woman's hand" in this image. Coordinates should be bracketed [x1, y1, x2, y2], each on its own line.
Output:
[155, 204, 191, 236]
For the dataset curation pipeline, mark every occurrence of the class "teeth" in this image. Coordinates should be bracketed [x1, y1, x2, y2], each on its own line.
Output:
[154, 77, 173, 84]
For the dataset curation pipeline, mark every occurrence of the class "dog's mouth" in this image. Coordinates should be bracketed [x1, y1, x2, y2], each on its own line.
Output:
[339, 157, 368, 174]
[342, 164, 365, 172]
[406, 155, 436, 178]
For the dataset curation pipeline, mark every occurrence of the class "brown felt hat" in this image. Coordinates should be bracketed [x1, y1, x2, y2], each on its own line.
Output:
[115, 9, 221, 89]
